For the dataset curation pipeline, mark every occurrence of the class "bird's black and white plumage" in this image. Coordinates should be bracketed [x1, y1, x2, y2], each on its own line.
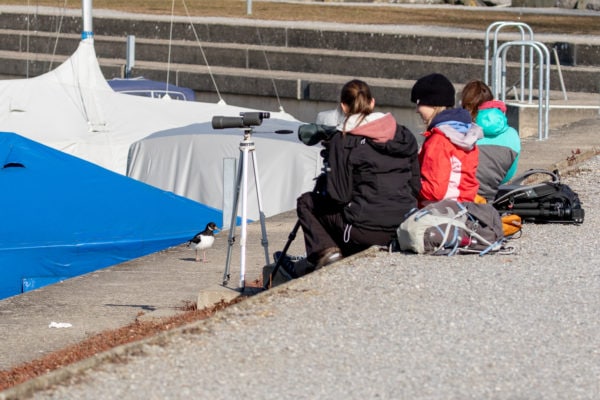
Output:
[187, 222, 218, 262]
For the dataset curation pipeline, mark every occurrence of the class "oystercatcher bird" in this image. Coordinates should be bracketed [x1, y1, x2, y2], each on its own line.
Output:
[187, 222, 218, 262]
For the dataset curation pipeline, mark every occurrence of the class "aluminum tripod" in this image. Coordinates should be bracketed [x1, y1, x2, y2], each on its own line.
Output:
[223, 127, 270, 290]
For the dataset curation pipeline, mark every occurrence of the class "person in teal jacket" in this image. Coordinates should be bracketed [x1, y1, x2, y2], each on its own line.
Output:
[461, 80, 521, 201]
[474, 100, 521, 201]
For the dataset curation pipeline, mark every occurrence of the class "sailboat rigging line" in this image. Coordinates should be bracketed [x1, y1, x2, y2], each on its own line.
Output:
[26, 0, 31, 78]
[181, 0, 224, 103]
[48, 0, 69, 72]
[255, 27, 284, 112]
[165, 0, 176, 96]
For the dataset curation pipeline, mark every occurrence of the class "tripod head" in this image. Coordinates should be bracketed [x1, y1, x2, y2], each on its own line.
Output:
[212, 112, 270, 130]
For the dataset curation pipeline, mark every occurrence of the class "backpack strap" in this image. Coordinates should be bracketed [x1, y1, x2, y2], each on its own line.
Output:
[492, 180, 558, 208]
[423, 203, 468, 256]
[431, 223, 462, 256]
[507, 169, 560, 186]
[431, 204, 484, 256]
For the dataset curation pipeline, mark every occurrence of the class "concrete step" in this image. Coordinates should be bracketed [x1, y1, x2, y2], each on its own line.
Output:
[1, 8, 598, 137]
[2, 11, 600, 65]
[0, 47, 413, 105]
[1, 30, 598, 98]
[2, 48, 596, 140]
[508, 92, 600, 138]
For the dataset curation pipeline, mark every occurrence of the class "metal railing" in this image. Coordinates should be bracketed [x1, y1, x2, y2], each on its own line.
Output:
[485, 22, 535, 105]
[486, 22, 551, 140]
[493, 40, 551, 140]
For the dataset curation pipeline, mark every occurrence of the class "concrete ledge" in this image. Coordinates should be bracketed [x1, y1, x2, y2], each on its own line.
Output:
[508, 102, 600, 138]
[197, 284, 241, 309]
[0, 247, 380, 400]
[135, 308, 183, 323]
[262, 263, 294, 289]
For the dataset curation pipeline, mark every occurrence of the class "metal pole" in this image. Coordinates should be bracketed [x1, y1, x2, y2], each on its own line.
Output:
[487, 22, 534, 101]
[222, 158, 236, 231]
[250, 149, 270, 265]
[125, 35, 135, 78]
[239, 136, 251, 289]
[497, 41, 549, 141]
[223, 150, 243, 286]
[552, 47, 569, 101]
[247, 0, 252, 15]
[542, 43, 551, 140]
[81, 0, 94, 41]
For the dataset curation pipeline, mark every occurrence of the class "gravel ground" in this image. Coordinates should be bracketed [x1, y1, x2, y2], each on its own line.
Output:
[31, 155, 600, 399]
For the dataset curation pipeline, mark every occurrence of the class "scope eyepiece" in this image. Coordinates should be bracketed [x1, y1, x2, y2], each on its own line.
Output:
[243, 111, 270, 120]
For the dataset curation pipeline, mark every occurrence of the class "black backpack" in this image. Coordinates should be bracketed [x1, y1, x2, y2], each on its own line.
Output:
[492, 169, 584, 224]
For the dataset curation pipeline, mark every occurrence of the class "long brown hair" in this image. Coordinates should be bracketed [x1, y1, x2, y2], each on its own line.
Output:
[340, 79, 374, 134]
[461, 79, 493, 121]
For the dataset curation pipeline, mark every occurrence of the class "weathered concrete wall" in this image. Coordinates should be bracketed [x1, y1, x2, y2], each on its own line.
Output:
[0, 8, 598, 134]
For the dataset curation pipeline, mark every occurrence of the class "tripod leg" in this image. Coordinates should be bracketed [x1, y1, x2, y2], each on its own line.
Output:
[223, 149, 243, 286]
[250, 148, 270, 266]
[238, 144, 251, 290]
[266, 220, 301, 289]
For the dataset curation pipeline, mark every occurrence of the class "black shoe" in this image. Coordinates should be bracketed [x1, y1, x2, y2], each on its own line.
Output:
[292, 258, 316, 277]
[273, 251, 301, 279]
[315, 247, 343, 268]
[274, 251, 305, 263]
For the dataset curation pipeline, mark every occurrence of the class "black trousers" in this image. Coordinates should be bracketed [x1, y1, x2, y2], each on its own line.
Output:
[296, 191, 395, 263]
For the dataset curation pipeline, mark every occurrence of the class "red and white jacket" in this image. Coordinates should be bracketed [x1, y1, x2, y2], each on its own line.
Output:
[418, 108, 483, 207]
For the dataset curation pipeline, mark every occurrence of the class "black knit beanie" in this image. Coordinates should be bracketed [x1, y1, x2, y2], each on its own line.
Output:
[410, 73, 456, 107]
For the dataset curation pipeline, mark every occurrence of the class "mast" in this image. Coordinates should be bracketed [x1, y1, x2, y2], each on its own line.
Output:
[82, 0, 94, 41]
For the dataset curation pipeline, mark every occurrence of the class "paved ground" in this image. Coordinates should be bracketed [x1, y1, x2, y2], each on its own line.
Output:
[0, 6, 599, 395]
[31, 169, 600, 399]
[0, 110, 598, 398]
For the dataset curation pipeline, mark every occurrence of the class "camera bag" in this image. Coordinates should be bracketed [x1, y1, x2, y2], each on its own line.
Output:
[492, 169, 584, 224]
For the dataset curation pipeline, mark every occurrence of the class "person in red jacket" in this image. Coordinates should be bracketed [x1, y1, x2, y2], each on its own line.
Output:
[411, 73, 483, 207]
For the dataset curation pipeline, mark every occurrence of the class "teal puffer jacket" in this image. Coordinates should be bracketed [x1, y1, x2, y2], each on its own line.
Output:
[475, 105, 521, 201]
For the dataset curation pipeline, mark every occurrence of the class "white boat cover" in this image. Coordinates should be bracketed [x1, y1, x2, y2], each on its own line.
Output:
[0, 40, 323, 219]
[128, 122, 324, 221]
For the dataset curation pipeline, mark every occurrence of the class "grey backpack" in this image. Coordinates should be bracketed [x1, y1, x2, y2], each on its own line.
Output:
[396, 199, 506, 256]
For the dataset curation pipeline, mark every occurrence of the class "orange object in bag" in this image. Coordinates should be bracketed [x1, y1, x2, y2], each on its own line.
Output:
[474, 194, 487, 204]
[501, 214, 522, 237]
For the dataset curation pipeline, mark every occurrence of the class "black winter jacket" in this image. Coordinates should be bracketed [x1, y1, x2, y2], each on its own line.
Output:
[325, 113, 420, 231]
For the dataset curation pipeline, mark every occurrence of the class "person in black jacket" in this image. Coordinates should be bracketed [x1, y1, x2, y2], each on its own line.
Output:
[296, 79, 421, 270]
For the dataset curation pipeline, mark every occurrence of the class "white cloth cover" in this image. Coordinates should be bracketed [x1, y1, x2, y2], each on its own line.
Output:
[0, 39, 323, 219]
[127, 122, 324, 220]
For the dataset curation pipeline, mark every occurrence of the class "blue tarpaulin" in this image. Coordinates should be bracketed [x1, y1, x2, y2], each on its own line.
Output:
[0, 132, 221, 300]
